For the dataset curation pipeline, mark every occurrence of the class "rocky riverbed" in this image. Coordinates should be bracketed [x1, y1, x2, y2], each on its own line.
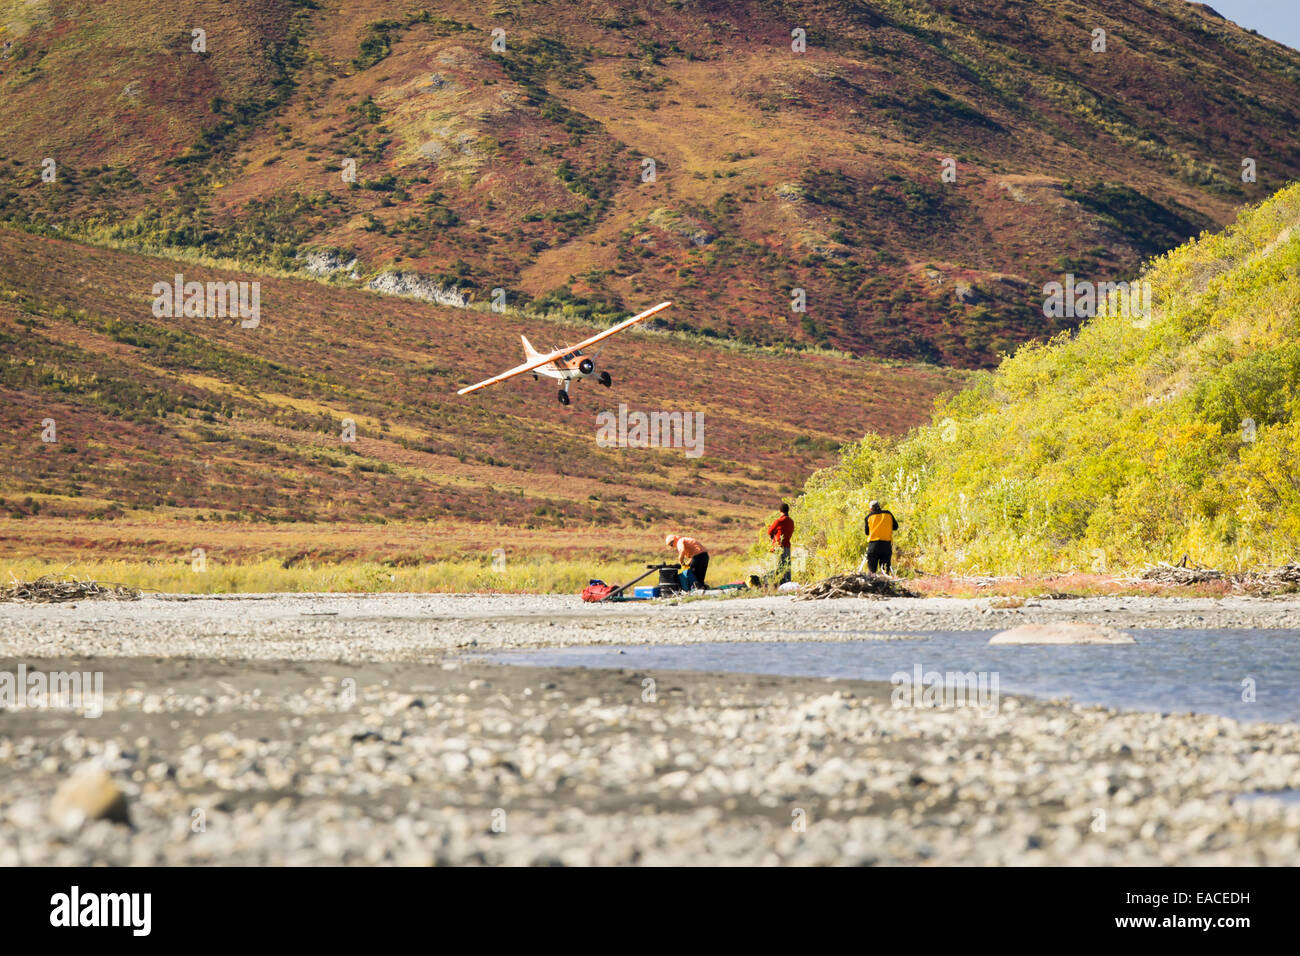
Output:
[2, 593, 1299, 864]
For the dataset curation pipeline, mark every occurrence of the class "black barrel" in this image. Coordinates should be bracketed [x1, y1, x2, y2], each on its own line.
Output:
[658, 566, 682, 592]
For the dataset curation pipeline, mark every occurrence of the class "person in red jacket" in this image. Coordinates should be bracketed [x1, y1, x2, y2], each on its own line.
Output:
[767, 502, 794, 585]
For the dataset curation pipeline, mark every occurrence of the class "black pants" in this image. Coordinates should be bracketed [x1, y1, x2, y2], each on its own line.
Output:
[688, 552, 709, 590]
[867, 541, 892, 574]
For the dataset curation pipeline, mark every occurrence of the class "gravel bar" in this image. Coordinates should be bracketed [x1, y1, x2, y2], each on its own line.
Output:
[1, 593, 1298, 865]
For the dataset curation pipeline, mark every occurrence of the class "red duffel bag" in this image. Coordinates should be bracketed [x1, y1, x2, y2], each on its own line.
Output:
[580, 581, 616, 602]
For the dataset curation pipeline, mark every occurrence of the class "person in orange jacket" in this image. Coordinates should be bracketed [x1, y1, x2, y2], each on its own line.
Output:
[767, 502, 794, 585]
[863, 500, 899, 574]
[665, 533, 708, 590]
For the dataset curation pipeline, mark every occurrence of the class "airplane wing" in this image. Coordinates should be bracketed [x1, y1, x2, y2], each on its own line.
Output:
[456, 300, 672, 395]
[563, 300, 672, 353]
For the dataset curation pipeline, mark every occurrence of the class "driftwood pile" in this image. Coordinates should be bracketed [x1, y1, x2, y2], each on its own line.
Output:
[1132, 562, 1300, 595]
[1236, 564, 1300, 596]
[1, 574, 141, 604]
[1134, 563, 1225, 586]
[799, 572, 919, 600]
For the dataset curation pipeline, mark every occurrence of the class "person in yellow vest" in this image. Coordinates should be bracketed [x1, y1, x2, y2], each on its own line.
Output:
[863, 500, 899, 574]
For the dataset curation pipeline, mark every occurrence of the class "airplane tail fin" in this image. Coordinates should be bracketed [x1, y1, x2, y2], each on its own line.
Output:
[521, 334, 541, 360]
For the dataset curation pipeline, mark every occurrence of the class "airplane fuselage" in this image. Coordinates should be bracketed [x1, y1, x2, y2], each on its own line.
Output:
[534, 348, 593, 382]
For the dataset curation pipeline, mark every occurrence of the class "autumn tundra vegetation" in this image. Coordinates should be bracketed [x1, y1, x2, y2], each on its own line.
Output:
[1, 0, 1299, 591]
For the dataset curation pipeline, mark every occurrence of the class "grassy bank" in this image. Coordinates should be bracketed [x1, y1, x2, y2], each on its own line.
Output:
[795, 182, 1300, 576]
[3, 560, 1274, 600]
[0, 556, 757, 595]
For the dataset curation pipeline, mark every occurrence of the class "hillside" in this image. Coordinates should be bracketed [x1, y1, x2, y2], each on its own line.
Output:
[2, 0, 1299, 366]
[794, 182, 1300, 575]
[0, 227, 964, 570]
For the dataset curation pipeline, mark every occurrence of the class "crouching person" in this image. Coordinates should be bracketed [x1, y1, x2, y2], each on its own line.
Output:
[665, 533, 709, 590]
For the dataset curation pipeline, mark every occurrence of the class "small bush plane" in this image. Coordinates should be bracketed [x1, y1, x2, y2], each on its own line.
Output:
[457, 301, 672, 405]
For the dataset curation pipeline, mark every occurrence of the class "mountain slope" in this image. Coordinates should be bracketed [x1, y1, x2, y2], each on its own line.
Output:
[794, 181, 1300, 574]
[0, 226, 964, 566]
[2, 0, 1298, 365]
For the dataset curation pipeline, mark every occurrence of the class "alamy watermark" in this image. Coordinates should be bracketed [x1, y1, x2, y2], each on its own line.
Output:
[891, 663, 1000, 717]
[1, 664, 103, 718]
[595, 403, 704, 458]
[152, 273, 260, 328]
[1042, 274, 1151, 324]
[50, 886, 150, 936]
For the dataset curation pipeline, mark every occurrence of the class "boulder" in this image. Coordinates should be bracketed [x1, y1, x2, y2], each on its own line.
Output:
[989, 622, 1135, 645]
[49, 765, 130, 827]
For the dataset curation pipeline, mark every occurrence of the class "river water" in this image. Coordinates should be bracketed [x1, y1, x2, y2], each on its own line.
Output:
[482, 628, 1300, 724]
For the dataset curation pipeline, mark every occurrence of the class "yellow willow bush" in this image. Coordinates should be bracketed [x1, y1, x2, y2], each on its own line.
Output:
[795, 182, 1300, 575]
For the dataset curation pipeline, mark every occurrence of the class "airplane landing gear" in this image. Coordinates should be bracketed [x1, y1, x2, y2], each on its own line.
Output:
[598, 371, 612, 388]
[557, 388, 570, 406]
